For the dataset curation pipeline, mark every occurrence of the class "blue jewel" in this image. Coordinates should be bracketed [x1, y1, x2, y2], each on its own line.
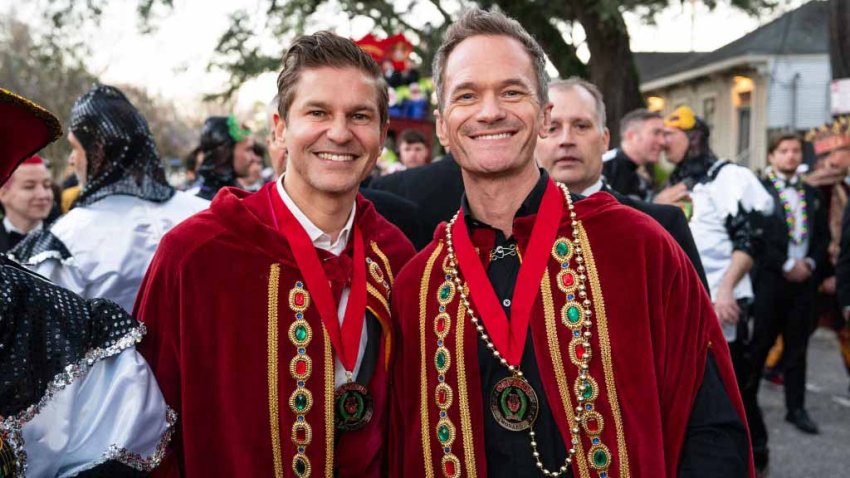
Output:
[573, 331, 580, 337]
[298, 447, 305, 453]
[296, 313, 303, 319]
[439, 306, 446, 312]
[585, 404, 593, 410]
[298, 416, 304, 422]
[444, 447, 451, 454]
[601, 473, 607, 478]
[296, 281, 303, 288]
[438, 375, 445, 382]
[437, 340, 443, 346]
[561, 262, 568, 268]
[592, 438, 600, 445]
[298, 381, 305, 387]
[440, 411, 446, 417]
[567, 294, 575, 301]
[298, 348, 306, 354]
[445, 274, 451, 280]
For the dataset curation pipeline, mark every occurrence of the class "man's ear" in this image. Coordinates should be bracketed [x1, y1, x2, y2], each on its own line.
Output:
[435, 108, 449, 147]
[538, 101, 553, 139]
[273, 112, 286, 147]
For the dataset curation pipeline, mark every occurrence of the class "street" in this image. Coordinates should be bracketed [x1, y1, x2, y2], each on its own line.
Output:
[758, 327, 850, 476]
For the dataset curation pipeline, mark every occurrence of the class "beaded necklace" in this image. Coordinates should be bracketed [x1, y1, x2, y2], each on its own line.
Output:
[443, 182, 609, 477]
[767, 169, 808, 245]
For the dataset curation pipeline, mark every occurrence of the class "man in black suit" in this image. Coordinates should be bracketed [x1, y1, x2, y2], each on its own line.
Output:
[0, 155, 53, 253]
[534, 77, 707, 289]
[752, 133, 828, 436]
[367, 152, 465, 240]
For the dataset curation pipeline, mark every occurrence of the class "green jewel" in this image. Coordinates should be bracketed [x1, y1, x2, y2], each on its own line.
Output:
[567, 306, 582, 324]
[582, 381, 594, 399]
[437, 424, 451, 443]
[294, 392, 308, 411]
[593, 449, 609, 467]
[436, 350, 447, 369]
[294, 457, 308, 476]
[556, 241, 570, 258]
[294, 325, 308, 342]
[439, 283, 453, 300]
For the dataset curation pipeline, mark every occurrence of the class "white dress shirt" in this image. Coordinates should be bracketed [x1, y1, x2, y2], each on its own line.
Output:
[277, 179, 367, 388]
[3, 216, 43, 235]
[580, 178, 605, 197]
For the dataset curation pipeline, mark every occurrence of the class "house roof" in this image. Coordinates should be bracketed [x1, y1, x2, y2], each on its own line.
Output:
[635, 0, 828, 85]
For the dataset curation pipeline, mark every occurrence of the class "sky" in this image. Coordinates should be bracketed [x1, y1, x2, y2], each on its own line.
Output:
[3, 0, 812, 115]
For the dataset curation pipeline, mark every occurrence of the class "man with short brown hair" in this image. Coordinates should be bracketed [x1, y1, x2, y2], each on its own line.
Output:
[136, 31, 414, 477]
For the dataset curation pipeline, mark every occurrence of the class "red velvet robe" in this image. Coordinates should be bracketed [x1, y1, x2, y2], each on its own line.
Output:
[135, 183, 415, 477]
[389, 189, 754, 477]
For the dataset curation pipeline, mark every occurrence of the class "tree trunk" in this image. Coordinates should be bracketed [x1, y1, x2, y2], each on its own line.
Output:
[829, 0, 850, 79]
[573, 3, 643, 144]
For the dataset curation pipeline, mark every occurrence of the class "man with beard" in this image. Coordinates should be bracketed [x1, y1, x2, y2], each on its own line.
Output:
[534, 78, 706, 288]
[389, 9, 751, 477]
[135, 32, 414, 477]
[0, 155, 53, 253]
[11, 84, 207, 313]
[602, 109, 667, 201]
[0, 88, 174, 477]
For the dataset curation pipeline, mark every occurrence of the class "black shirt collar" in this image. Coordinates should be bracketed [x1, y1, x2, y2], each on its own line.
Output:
[462, 169, 550, 230]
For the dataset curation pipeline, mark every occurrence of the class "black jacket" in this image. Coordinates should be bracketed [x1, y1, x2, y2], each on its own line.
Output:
[835, 199, 850, 308]
[754, 177, 828, 282]
[602, 149, 653, 202]
[359, 188, 430, 250]
[603, 184, 709, 291]
[0, 222, 26, 254]
[367, 154, 464, 239]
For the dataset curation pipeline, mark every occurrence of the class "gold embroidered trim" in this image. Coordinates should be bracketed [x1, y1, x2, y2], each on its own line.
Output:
[370, 241, 396, 284]
[367, 283, 391, 317]
[541, 269, 591, 478]
[578, 223, 630, 477]
[454, 299, 477, 478]
[367, 305, 393, 370]
[267, 264, 283, 478]
[419, 243, 443, 478]
[323, 328, 334, 478]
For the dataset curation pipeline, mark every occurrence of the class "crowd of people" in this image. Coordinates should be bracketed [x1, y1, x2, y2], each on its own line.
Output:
[2, 6, 849, 478]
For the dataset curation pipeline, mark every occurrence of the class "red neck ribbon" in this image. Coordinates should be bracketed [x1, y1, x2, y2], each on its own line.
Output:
[272, 189, 367, 374]
[451, 179, 564, 367]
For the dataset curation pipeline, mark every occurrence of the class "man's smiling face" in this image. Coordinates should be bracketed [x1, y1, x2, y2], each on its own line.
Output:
[435, 34, 550, 178]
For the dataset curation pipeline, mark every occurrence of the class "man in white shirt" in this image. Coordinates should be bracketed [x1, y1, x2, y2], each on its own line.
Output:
[0, 155, 52, 253]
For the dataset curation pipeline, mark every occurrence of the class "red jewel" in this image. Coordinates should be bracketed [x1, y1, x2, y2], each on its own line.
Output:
[295, 359, 308, 376]
[374, 267, 384, 281]
[295, 427, 307, 443]
[294, 292, 305, 307]
[563, 273, 575, 287]
[576, 343, 586, 359]
[436, 317, 447, 333]
[438, 389, 447, 404]
[444, 460, 456, 476]
[586, 416, 600, 433]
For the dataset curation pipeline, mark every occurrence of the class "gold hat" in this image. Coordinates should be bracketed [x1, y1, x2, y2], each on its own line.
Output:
[664, 105, 697, 131]
[806, 116, 850, 155]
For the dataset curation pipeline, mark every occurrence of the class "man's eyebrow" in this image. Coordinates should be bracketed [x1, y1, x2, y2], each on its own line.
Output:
[449, 78, 531, 95]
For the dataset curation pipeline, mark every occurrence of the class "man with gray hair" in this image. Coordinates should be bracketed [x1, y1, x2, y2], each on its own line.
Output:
[535, 77, 707, 289]
[602, 108, 667, 201]
[389, 8, 752, 477]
